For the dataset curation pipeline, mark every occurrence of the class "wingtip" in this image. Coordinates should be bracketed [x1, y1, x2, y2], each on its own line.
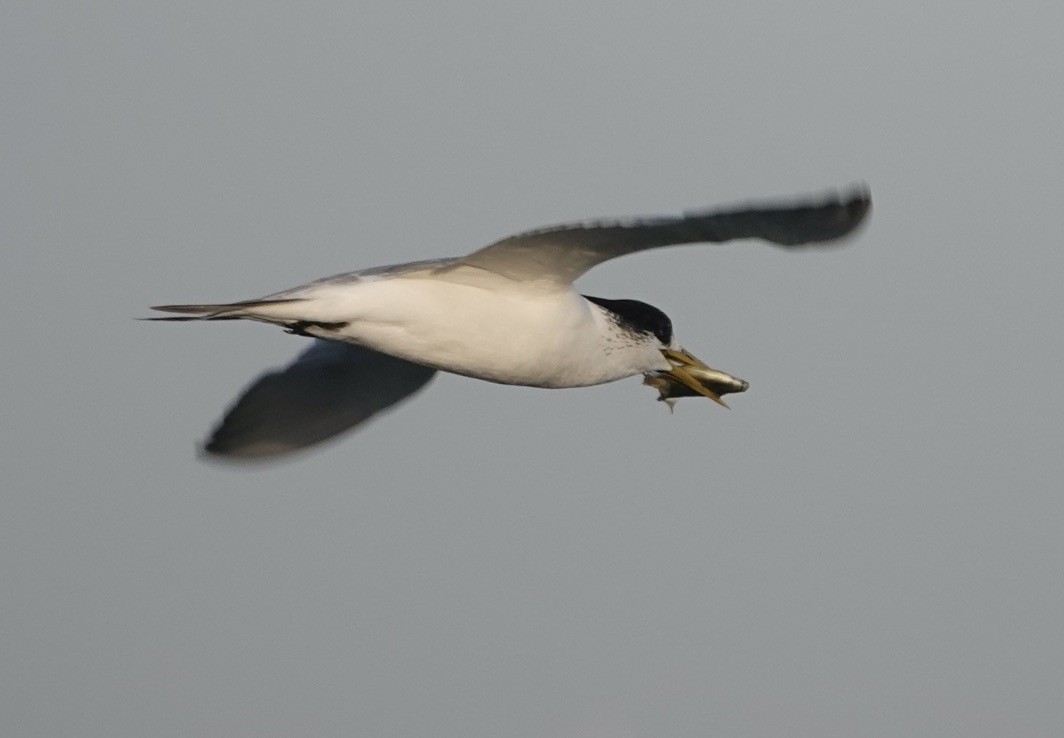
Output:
[831, 185, 872, 239]
[198, 432, 304, 463]
[842, 182, 872, 222]
[793, 183, 873, 244]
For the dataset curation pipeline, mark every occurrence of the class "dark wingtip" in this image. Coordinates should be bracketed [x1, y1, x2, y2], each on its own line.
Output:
[198, 428, 302, 463]
[840, 183, 872, 230]
[775, 183, 872, 246]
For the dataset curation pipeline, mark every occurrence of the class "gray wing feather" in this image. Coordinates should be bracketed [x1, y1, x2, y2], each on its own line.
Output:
[457, 186, 871, 284]
[203, 340, 436, 460]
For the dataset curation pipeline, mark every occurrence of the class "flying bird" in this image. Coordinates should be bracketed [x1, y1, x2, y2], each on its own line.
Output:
[152, 186, 870, 459]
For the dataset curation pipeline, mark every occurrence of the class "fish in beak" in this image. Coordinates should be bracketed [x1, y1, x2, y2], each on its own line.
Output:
[644, 347, 749, 410]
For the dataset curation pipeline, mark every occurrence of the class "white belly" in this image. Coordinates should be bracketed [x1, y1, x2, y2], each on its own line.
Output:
[304, 277, 623, 387]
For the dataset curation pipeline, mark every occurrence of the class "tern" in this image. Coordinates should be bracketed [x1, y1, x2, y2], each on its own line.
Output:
[152, 186, 870, 459]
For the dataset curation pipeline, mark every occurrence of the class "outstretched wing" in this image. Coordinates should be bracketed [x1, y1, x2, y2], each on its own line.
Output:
[203, 340, 436, 460]
[454, 186, 871, 285]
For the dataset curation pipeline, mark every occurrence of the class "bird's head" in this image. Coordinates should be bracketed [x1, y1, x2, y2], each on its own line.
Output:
[583, 294, 747, 407]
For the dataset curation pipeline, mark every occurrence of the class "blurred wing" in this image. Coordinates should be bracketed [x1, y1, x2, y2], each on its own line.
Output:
[454, 186, 871, 285]
[203, 340, 436, 460]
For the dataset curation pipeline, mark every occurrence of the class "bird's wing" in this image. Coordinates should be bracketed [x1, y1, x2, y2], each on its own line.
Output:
[202, 340, 436, 460]
[451, 186, 870, 285]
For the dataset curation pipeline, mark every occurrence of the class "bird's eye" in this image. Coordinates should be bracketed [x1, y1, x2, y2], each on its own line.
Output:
[653, 315, 673, 345]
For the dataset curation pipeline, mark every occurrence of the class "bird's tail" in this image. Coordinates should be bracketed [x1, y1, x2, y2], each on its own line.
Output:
[147, 298, 351, 339]
[147, 298, 305, 322]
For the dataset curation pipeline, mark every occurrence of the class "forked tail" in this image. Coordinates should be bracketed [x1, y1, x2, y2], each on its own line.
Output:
[147, 298, 352, 340]
[148, 298, 305, 321]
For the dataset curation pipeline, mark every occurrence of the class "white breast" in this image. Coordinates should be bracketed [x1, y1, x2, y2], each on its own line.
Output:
[289, 274, 662, 388]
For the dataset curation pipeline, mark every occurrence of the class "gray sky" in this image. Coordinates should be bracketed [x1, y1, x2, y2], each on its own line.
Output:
[4, 1, 1063, 736]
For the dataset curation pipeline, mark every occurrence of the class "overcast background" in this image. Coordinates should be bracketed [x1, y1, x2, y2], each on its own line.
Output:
[4, 2, 1063, 736]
